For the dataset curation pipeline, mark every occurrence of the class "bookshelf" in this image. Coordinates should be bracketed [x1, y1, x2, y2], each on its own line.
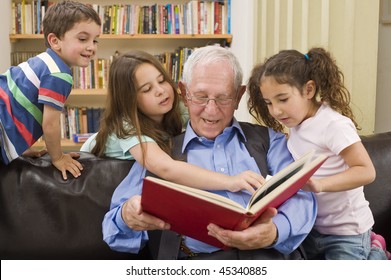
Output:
[10, 33, 232, 42]
[9, 0, 232, 151]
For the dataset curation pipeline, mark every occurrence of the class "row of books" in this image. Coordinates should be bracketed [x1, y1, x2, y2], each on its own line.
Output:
[11, 0, 231, 35]
[60, 106, 104, 142]
[155, 47, 196, 84]
[11, 0, 51, 35]
[10, 51, 40, 66]
[72, 57, 114, 90]
[98, 0, 230, 35]
[71, 46, 202, 89]
[11, 45, 203, 87]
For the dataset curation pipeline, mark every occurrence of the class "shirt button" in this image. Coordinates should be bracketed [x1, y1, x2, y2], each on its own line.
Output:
[217, 144, 220, 148]
[220, 168, 225, 172]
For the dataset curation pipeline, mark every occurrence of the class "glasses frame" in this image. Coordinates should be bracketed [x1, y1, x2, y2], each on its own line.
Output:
[185, 87, 236, 108]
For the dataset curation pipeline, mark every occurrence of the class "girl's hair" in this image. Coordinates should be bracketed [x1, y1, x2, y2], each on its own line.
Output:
[247, 47, 358, 132]
[91, 50, 183, 160]
[43, 1, 101, 48]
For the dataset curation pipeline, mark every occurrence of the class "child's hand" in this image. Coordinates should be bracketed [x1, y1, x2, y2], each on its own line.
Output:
[22, 147, 47, 158]
[302, 178, 323, 193]
[228, 171, 265, 194]
[52, 152, 83, 180]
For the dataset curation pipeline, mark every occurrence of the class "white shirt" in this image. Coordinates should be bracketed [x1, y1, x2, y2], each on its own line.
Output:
[288, 104, 374, 235]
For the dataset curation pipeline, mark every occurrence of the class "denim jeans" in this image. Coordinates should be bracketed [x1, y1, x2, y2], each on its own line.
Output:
[303, 228, 387, 260]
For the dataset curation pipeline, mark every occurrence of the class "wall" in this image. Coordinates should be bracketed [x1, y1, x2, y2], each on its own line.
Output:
[255, 0, 380, 135]
[231, 0, 257, 122]
[376, 22, 391, 133]
[0, 1, 11, 72]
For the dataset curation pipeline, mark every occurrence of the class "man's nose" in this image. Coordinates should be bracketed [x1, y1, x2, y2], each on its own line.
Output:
[204, 99, 219, 112]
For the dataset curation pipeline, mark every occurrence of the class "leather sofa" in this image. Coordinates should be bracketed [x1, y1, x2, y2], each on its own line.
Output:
[1, 131, 390, 259]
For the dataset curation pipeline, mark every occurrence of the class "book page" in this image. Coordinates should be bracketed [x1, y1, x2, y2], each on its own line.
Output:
[246, 153, 327, 214]
[247, 150, 314, 208]
[144, 176, 246, 213]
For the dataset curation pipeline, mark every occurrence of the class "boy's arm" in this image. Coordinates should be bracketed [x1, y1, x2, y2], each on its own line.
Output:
[42, 105, 83, 179]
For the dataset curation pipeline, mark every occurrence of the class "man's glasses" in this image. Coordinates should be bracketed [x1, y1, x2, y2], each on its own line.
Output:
[185, 89, 235, 107]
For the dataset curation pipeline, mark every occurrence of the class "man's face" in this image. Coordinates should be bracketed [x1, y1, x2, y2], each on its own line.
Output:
[181, 61, 243, 140]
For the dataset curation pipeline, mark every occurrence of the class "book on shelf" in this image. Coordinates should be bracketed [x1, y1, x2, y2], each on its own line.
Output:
[73, 133, 95, 143]
[141, 150, 327, 249]
[12, 1, 230, 36]
[61, 107, 103, 141]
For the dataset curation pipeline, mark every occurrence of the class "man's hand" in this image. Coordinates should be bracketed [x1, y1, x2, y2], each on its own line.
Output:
[207, 207, 278, 250]
[122, 195, 170, 231]
[52, 152, 83, 180]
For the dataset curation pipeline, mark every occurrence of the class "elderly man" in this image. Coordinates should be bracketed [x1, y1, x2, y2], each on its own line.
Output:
[102, 45, 317, 259]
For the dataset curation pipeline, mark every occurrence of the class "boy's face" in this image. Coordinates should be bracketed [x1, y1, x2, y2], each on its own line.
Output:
[51, 20, 101, 68]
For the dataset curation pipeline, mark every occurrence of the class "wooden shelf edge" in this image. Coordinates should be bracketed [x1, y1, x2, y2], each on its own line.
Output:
[71, 88, 107, 96]
[10, 33, 233, 43]
[33, 139, 83, 152]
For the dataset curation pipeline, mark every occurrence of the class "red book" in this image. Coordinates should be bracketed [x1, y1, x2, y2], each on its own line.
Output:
[141, 151, 327, 249]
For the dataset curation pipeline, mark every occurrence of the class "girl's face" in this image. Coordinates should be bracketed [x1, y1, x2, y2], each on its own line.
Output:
[135, 63, 175, 123]
[260, 76, 318, 128]
[51, 20, 101, 67]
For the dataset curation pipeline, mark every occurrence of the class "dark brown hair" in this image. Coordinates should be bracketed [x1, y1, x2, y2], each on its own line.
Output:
[43, 0, 101, 48]
[91, 50, 183, 162]
[247, 47, 358, 132]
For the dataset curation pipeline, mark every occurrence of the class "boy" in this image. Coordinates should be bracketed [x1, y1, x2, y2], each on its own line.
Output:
[0, 1, 101, 179]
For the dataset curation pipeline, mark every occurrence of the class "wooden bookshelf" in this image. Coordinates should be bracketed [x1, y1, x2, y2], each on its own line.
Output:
[10, 0, 233, 152]
[10, 33, 233, 44]
[70, 88, 106, 96]
[32, 139, 83, 152]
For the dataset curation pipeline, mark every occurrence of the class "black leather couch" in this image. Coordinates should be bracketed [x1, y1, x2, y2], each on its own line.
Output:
[1, 131, 390, 259]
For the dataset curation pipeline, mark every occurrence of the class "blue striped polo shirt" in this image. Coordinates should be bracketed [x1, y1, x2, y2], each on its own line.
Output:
[0, 48, 73, 164]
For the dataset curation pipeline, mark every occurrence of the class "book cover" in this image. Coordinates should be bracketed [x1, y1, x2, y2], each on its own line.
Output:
[141, 151, 327, 249]
[92, 108, 103, 133]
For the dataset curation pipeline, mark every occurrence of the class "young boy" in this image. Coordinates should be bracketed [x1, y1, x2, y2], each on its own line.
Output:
[0, 1, 101, 180]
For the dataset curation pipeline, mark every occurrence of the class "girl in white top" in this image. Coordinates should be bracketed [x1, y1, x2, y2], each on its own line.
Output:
[247, 47, 389, 259]
[81, 50, 264, 194]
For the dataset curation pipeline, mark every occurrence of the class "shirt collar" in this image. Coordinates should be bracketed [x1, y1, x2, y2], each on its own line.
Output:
[46, 48, 72, 73]
[181, 117, 247, 153]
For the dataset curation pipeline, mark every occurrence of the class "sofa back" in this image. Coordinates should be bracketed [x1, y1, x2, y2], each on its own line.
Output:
[0, 152, 150, 259]
[361, 131, 391, 248]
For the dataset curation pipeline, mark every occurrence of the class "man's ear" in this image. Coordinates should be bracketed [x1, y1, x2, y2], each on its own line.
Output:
[178, 81, 188, 107]
[234, 85, 247, 109]
[304, 80, 316, 99]
[47, 33, 61, 51]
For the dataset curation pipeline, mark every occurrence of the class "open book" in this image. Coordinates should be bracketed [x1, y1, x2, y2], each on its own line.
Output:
[141, 151, 327, 249]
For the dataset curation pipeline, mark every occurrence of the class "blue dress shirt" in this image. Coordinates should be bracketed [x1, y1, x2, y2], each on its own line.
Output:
[102, 119, 317, 255]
